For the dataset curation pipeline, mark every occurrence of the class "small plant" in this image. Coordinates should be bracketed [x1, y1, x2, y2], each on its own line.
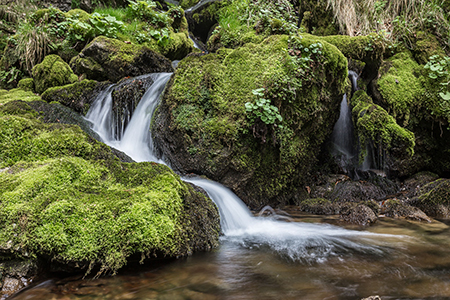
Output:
[89, 12, 124, 39]
[424, 55, 450, 101]
[245, 88, 283, 128]
[0, 66, 22, 88]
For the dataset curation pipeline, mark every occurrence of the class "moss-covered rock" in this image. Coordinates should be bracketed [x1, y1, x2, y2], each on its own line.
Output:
[41, 79, 104, 115]
[0, 100, 220, 274]
[32, 55, 78, 95]
[373, 51, 450, 176]
[412, 179, 450, 218]
[350, 90, 415, 177]
[153, 34, 348, 209]
[70, 36, 173, 82]
[17, 78, 35, 93]
[413, 31, 446, 65]
[0, 89, 41, 105]
[383, 199, 431, 222]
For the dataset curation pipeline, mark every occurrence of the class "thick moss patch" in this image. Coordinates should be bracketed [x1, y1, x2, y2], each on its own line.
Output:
[32, 55, 78, 95]
[153, 34, 348, 208]
[0, 100, 220, 274]
[350, 90, 415, 175]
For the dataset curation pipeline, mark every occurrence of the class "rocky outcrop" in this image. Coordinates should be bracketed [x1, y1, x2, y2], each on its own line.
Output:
[153, 35, 348, 209]
[41, 79, 106, 115]
[70, 36, 173, 83]
[31, 55, 78, 94]
[0, 98, 220, 277]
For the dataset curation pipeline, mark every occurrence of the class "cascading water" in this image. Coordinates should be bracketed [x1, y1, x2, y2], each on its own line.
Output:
[86, 73, 171, 163]
[87, 71, 400, 263]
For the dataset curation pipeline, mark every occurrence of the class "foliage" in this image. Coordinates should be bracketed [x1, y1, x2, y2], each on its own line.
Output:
[0, 66, 22, 87]
[210, 0, 298, 49]
[245, 88, 283, 128]
[424, 55, 450, 100]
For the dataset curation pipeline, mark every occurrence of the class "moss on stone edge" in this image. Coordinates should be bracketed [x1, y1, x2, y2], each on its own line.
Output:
[414, 179, 450, 217]
[376, 52, 425, 126]
[17, 78, 35, 93]
[41, 79, 100, 115]
[32, 55, 78, 95]
[0, 101, 220, 274]
[153, 34, 348, 208]
[350, 90, 415, 161]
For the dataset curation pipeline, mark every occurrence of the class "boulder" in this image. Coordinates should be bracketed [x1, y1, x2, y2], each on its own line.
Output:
[152, 35, 348, 208]
[0, 260, 40, 299]
[41, 79, 106, 115]
[32, 55, 78, 94]
[340, 204, 377, 225]
[0, 100, 220, 276]
[411, 179, 450, 218]
[70, 36, 173, 82]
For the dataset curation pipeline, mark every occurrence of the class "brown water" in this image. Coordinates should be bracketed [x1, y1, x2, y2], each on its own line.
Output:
[11, 215, 450, 300]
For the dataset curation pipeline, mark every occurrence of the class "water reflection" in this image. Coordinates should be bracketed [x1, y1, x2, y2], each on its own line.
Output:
[11, 216, 450, 300]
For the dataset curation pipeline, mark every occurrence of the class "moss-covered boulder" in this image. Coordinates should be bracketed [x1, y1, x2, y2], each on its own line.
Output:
[350, 90, 415, 177]
[41, 79, 105, 115]
[31, 55, 78, 95]
[17, 78, 35, 93]
[70, 36, 173, 83]
[153, 34, 348, 209]
[412, 179, 450, 218]
[0, 99, 220, 275]
[373, 51, 450, 176]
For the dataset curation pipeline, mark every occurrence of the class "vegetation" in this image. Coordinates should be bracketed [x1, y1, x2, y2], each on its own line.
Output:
[0, 98, 219, 274]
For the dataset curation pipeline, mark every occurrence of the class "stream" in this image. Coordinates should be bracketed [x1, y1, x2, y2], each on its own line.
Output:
[11, 216, 450, 299]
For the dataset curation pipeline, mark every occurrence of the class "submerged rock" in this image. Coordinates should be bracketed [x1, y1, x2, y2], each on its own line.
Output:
[70, 36, 173, 82]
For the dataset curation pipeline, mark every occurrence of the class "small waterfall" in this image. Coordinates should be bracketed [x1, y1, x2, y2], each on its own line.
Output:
[330, 71, 358, 175]
[86, 72, 399, 263]
[86, 73, 171, 163]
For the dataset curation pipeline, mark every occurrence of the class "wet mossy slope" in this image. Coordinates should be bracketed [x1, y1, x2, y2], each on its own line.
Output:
[0, 99, 220, 274]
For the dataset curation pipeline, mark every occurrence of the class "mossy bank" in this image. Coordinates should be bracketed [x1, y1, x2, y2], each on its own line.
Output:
[0, 96, 220, 275]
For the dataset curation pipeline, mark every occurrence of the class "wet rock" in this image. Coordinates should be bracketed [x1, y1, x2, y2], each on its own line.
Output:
[70, 36, 173, 83]
[410, 178, 450, 218]
[0, 259, 41, 299]
[329, 176, 398, 203]
[361, 296, 381, 300]
[399, 171, 439, 200]
[41, 79, 107, 115]
[383, 199, 431, 222]
[340, 204, 377, 226]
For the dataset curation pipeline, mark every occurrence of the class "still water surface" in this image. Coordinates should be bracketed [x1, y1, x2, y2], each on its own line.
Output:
[11, 214, 450, 300]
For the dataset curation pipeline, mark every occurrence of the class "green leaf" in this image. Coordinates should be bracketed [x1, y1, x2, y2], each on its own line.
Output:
[439, 91, 450, 100]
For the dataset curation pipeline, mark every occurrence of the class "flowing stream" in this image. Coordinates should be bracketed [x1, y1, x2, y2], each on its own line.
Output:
[12, 74, 450, 299]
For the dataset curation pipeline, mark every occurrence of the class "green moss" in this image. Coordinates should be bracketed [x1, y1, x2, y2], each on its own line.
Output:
[320, 33, 385, 63]
[180, 0, 200, 9]
[350, 90, 415, 159]
[64, 9, 91, 22]
[0, 101, 219, 273]
[377, 52, 425, 125]
[413, 31, 446, 65]
[17, 78, 35, 93]
[157, 31, 194, 60]
[0, 89, 41, 105]
[156, 34, 348, 207]
[32, 55, 78, 95]
[41, 79, 99, 115]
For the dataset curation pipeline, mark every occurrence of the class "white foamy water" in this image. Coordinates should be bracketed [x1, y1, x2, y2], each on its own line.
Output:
[86, 73, 171, 163]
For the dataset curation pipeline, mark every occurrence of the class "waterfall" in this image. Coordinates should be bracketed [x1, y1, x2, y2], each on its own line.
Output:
[86, 72, 399, 263]
[86, 73, 171, 163]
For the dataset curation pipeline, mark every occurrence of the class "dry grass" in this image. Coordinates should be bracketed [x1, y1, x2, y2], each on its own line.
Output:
[326, 0, 450, 49]
[325, 0, 442, 35]
[15, 22, 50, 75]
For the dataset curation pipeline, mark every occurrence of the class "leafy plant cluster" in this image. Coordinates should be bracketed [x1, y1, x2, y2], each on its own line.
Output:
[264, 36, 325, 106]
[424, 55, 450, 120]
[245, 88, 283, 128]
[212, 0, 298, 49]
